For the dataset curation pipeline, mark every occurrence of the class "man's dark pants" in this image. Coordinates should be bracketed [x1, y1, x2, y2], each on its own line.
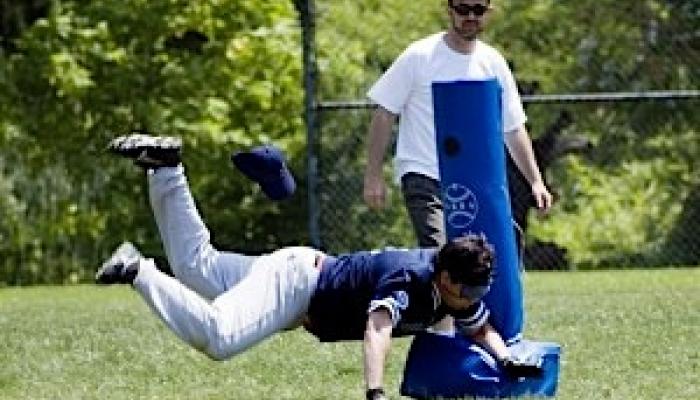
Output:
[402, 172, 525, 259]
[401, 172, 446, 248]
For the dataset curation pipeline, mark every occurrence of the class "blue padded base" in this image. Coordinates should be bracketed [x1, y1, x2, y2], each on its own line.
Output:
[400, 332, 561, 399]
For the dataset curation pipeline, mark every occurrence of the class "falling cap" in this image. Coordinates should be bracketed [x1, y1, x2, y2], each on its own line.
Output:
[231, 144, 296, 201]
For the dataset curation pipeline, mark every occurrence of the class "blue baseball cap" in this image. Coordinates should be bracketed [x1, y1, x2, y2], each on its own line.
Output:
[231, 144, 296, 201]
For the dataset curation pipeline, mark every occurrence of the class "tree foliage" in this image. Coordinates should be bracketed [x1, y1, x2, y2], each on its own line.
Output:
[1, 1, 698, 284]
[314, 0, 700, 266]
[0, 0, 306, 284]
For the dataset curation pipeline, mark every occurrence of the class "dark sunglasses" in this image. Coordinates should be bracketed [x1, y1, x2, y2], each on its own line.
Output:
[450, 3, 490, 17]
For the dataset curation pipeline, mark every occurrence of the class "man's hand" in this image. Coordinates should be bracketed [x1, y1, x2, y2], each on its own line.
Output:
[363, 107, 396, 210]
[531, 180, 553, 213]
[363, 173, 387, 209]
[499, 355, 544, 379]
[505, 126, 553, 214]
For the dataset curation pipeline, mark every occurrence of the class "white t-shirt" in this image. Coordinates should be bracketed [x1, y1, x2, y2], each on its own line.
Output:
[367, 32, 527, 182]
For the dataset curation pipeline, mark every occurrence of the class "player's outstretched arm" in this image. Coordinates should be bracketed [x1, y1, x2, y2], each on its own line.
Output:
[469, 322, 510, 361]
[363, 309, 393, 400]
[469, 322, 543, 379]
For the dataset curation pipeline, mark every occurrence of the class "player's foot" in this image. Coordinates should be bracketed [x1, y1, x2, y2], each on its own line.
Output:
[95, 241, 143, 285]
[107, 131, 182, 169]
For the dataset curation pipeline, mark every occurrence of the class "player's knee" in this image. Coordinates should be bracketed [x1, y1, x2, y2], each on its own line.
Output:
[200, 328, 231, 361]
[203, 345, 231, 361]
[203, 337, 247, 361]
[200, 311, 244, 361]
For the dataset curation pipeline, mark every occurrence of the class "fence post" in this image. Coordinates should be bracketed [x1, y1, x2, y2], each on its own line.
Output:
[296, 0, 322, 248]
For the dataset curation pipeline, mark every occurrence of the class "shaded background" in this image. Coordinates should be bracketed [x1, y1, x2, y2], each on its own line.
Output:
[312, 0, 700, 270]
[0, 0, 698, 284]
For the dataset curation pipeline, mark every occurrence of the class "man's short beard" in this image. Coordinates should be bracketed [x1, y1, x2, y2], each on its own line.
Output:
[456, 29, 479, 41]
[451, 17, 482, 41]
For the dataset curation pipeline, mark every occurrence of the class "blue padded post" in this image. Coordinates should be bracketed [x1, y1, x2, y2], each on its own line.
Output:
[433, 79, 522, 340]
[400, 80, 561, 398]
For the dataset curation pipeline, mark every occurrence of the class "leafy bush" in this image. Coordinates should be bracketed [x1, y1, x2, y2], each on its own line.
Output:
[0, 0, 307, 284]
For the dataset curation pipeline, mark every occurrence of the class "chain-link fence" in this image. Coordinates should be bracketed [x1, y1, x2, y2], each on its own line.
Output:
[1, 1, 699, 285]
[309, 1, 700, 269]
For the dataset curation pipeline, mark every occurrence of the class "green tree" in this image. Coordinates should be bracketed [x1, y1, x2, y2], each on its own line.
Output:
[0, 0, 308, 284]
[313, 0, 699, 266]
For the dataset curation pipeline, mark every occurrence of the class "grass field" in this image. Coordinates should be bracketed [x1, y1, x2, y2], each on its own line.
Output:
[1, 268, 699, 399]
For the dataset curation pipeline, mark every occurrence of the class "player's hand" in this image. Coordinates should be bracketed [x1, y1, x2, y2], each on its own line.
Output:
[363, 173, 387, 209]
[531, 180, 553, 213]
[499, 356, 544, 379]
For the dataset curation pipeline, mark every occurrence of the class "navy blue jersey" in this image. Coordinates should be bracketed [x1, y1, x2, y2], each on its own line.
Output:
[305, 248, 489, 342]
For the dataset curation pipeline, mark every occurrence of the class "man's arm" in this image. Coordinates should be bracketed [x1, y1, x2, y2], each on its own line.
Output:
[363, 309, 393, 397]
[363, 107, 397, 209]
[504, 125, 553, 212]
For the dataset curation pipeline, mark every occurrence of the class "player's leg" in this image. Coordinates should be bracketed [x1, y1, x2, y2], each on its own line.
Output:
[108, 133, 256, 299]
[147, 165, 256, 299]
[132, 246, 320, 360]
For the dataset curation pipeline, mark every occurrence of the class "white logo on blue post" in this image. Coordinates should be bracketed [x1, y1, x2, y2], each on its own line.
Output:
[444, 183, 479, 229]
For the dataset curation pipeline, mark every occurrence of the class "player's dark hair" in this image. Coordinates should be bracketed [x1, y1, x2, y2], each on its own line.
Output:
[434, 234, 495, 286]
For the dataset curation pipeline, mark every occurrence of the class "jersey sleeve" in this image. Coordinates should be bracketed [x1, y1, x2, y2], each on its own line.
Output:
[367, 46, 417, 115]
[452, 300, 490, 336]
[367, 269, 412, 327]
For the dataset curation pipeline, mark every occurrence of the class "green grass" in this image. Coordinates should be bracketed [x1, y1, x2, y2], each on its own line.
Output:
[1, 268, 699, 399]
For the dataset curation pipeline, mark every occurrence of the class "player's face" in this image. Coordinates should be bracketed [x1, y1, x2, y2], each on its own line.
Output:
[447, 0, 491, 41]
[437, 271, 478, 309]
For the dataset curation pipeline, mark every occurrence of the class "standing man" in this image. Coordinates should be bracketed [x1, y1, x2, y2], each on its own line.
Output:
[363, 0, 552, 247]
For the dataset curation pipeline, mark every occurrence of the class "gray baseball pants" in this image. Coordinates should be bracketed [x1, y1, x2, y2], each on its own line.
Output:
[132, 165, 321, 360]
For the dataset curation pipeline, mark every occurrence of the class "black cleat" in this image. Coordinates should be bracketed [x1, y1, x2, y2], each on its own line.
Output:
[96, 241, 143, 285]
[107, 132, 182, 169]
[498, 355, 544, 379]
